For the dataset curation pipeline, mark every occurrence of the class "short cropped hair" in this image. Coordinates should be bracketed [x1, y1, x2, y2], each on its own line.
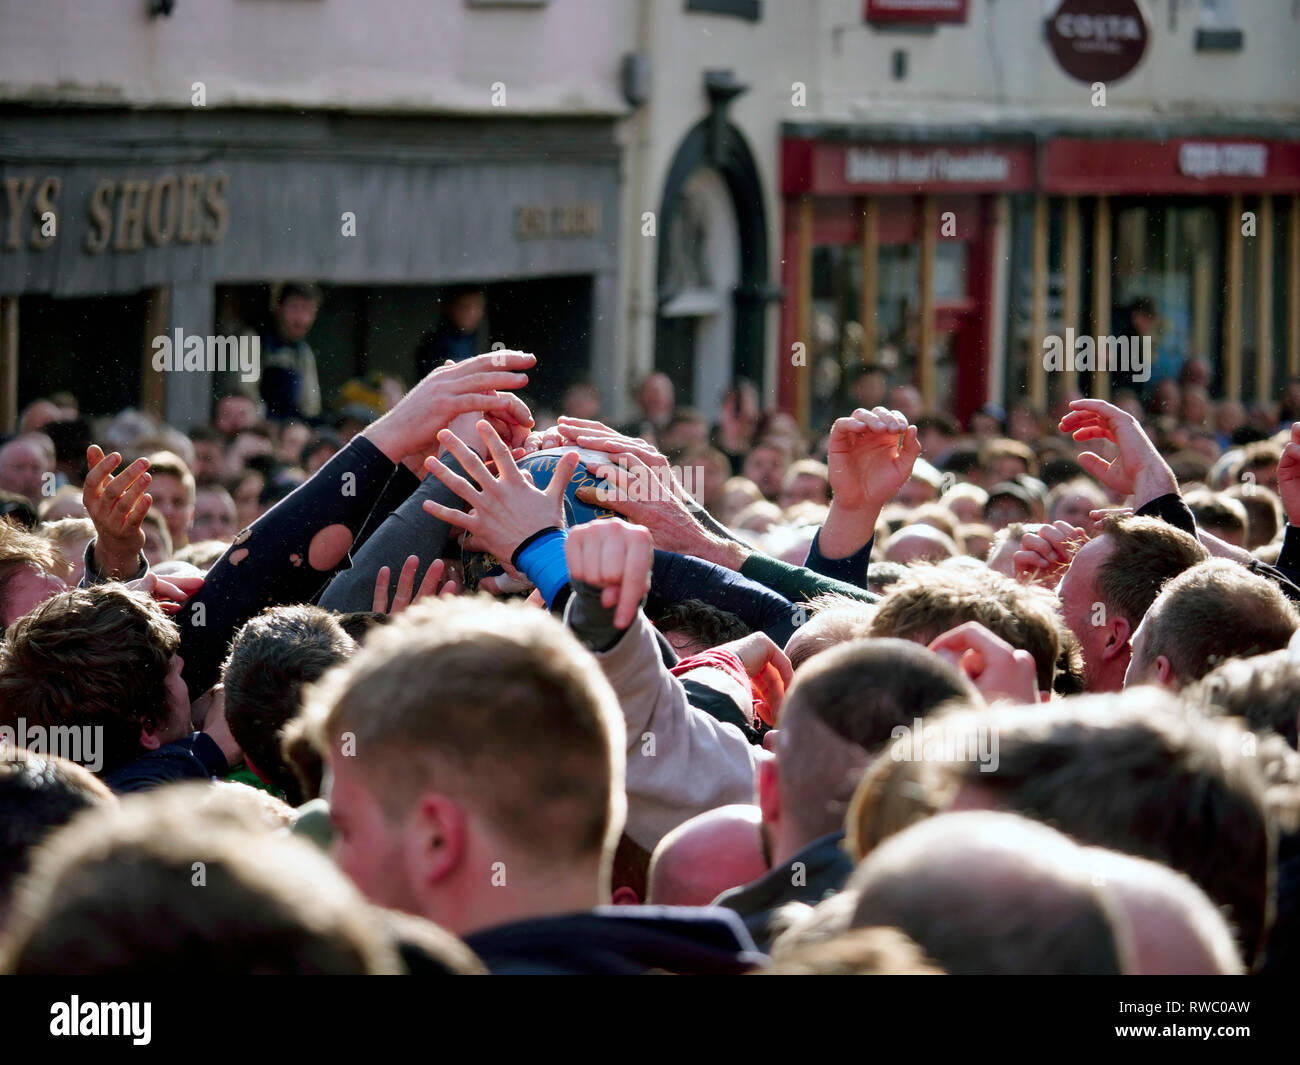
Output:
[777, 638, 977, 844]
[144, 450, 196, 504]
[0, 521, 67, 624]
[1094, 514, 1209, 628]
[1135, 559, 1299, 687]
[222, 606, 355, 805]
[847, 692, 1273, 968]
[304, 596, 626, 873]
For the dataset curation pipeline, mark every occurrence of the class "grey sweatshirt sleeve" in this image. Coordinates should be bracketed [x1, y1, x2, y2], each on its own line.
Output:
[587, 609, 761, 852]
[317, 455, 472, 613]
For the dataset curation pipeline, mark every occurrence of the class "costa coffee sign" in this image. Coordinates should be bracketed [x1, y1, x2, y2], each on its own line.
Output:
[1047, 0, 1148, 84]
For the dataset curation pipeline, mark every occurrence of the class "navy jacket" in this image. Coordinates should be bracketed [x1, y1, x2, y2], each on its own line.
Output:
[463, 905, 764, 975]
[103, 732, 228, 794]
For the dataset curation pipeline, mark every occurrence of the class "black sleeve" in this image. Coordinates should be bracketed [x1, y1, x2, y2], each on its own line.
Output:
[318, 455, 473, 614]
[647, 550, 800, 647]
[1135, 492, 1197, 536]
[803, 529, 874, 590]
[178, 434, 398, 701]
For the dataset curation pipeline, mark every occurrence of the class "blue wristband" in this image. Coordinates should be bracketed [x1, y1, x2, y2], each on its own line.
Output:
[515, 527, 570, 607]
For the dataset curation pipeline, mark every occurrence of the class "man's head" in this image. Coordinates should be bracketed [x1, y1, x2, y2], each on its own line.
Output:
[647, 805, 768, 907]
[870, 564, 1062, 692]
[881, 524, 958, 565]
[847, 692, 1274, 968]
[0, 752, 115, 929]
[655, 598, 750, 659]
[636, 372, 675, 424]
[1056, 515, 1208, 693]
[743, 439, 790, 501]
[779, 460, 830, 508]
[0, 785, 400, 974]
[143, 451, 196, 549]
[978, 438, 1036, 487]
[846, 811, 1129, 975]
[0, 437, 51, 502]
[444, 287, 485, 335]
[1185, 490, 1248, 547]
[762, 638, 977, 865]
[303, 597, 625, 936]
[783, 594, 876, 671]
[191, 484, 238, 543]
[222, 606, 355, 805]
[0, 586, 185, 775]
[274, 281, 322, 344]
[1085, 847, 1242, 974]
[1186, 649, 1300, 749]
[0, 522, 68, 628]
[213, 394, 258, 437]
[1127, 559, 1299, 691]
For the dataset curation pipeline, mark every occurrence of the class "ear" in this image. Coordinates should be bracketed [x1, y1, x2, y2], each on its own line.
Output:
[757, 756, 780, 828]
[609, 886, 640, 906]
[409, 793, 467, 890]
[1101, 615, 1132, 662]
[138, 723, 164, 751]
[1153, 655, 1176, 688]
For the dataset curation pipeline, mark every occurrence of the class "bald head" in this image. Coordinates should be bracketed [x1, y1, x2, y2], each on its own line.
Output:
[1086, 848, 1242, 974]
[848, 811, 1129, 975]
[0, 438, 50, 501]
[883, 525, 957, 565]
[647, 805, 768, 907]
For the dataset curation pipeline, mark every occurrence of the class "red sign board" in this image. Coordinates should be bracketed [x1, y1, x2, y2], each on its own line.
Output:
[1046, 0, 1149, 84]
[1041, 138, 1300, 194]
[864, 0, 968, 24]
[783, 140, 1035, 196]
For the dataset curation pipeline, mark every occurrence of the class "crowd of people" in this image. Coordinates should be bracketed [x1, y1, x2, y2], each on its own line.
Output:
[1, 345, 1300, 976]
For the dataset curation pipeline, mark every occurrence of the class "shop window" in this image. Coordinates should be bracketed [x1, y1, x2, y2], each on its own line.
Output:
[1196, 0, 1244, 51]
[1111, 201, 1223, 396]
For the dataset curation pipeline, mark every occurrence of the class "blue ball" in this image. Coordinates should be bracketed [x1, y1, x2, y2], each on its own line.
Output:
[460, 447, 618, 592]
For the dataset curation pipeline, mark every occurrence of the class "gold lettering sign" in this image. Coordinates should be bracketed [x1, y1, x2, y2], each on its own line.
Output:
[515, 202, 601, 240]
[0, 171, 230, 255]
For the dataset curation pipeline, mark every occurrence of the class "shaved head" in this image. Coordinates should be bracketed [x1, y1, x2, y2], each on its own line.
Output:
[1086, 848, 1242, 974]
[647, 805, 768, 907]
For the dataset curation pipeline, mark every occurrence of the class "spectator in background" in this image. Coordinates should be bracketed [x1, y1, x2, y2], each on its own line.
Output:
[256, 282, 324, 422]
[191, 484, 239, 544]
[415, 286, 485, 377]
[143, 452, 196, 552]
[214, 394, 258, 439]
[188, 426, 228, 485]
[743, 439, 790, 503]
[0, 436, 52, 504]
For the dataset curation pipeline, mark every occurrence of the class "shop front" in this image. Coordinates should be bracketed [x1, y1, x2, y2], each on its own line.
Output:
[779, 131, 1034, 426]
[1036, 135, 1300, 407]
[0, 109, 622, 431]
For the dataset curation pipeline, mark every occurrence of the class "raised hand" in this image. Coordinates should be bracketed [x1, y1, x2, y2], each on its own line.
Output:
[1058, 398, 1177, 508]
[83, 444, 152, 580]
[564, 517, 654, 629]
[126, 572, 205, 616]
[1013, 520, 1087, 588]
[574, 451, 748, 570]
[372, 556, 459, 614]
[715, 631, 794, 727]
[363, 351, 536, 466]
[818, 407, 921, 558]
[1278, 422, 1300, 527]
[421, 419, 578, 565]
[928, 621, 1038, 704]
